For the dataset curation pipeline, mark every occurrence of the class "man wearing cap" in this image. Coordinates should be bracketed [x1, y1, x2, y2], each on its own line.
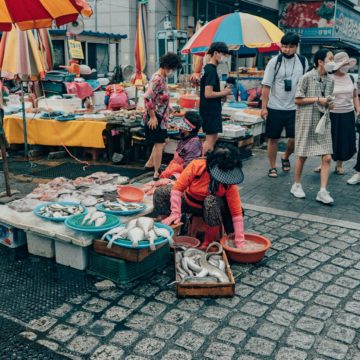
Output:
[154, 143, 246, 250]
[200, 42, 233, 155]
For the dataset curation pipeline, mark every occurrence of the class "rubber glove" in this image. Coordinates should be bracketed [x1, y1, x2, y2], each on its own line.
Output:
[162, 190, 182, 226]
[233, 215, 246, 248]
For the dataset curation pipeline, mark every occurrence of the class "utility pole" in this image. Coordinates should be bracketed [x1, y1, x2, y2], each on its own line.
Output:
[95, 0, 98, 32]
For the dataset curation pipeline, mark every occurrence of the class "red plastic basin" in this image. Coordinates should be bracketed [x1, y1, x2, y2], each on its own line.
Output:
[174, 236, 200, 248]
[117, 186, 144, 203]
[220, 233, 271, 263]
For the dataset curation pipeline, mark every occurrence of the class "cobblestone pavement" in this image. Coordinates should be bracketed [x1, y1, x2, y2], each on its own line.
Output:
[0, 208, 359, 359]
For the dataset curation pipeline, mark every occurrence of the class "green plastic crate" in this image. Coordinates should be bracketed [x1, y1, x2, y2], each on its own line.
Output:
[88, 244, 170, 284]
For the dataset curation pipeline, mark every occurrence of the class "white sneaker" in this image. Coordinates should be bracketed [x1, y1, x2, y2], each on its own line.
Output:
[316, 189, 334, 204]
[347, 173, 360, 185]
[291, 183, 306, 198]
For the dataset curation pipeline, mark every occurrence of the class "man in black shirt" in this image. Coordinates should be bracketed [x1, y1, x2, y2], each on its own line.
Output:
[200, 42, 232, 154]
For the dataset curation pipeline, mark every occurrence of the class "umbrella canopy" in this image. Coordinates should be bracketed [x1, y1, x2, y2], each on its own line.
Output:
[35, 29, 55, 71]
[0, 0, 92, 31]
[0, 28, 46, 80]
[181, 12, 284, 55]
[134, 1, 148, 83]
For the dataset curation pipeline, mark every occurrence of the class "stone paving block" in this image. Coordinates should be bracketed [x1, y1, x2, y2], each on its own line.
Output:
[275, 347, 307, 360]
[299, 241, 320, 250]
[87, 320, 115, 337]
[150, 274, 172, 287]
[308, 251, 330, 262]
[289, 231, 307, 240]
[276, 252, 299, 263]
[349, 230, 360, 239]
[286, 330, 315, 350]
[276, 299, 304, 314]
[266, 260, 287, 270]
[82, 298, 110, 313]
[320, 246, 341, 256]
[203, 306, 230, 320]
[316, 338, 349, 360]
[311, 235, 331, 245]
[341, 249, 360, 261]
[118, 295, 145, 309]
[325, 285, 349, 298]
[90, 345, 124, 360]
[217, 327, 246, 344]
[237, 356, 259, 360]
[125, 356, 146, 360]
[163, 309, 191, 325]
[309, 271, 334, 283]
[68, 293, 91, 305]
[272, 243, 289, 251]
[124, 314, 154, 330]
[256, 322, 285, 341]
[155, 290, 178, 304]
[150, 323, 178, 340]
[310, 223, 328, 230]
[264, 248, 277, 258]
[49, 303, 73, 318]
[66, 311, 94, 327]
[36, 339, 59, 351]
[327, 324, 356, 345]
[276, 273, 299, 285]
[161, 349, 192, 360]
[336, 276, 360, 289]
[305, 305, 332, 320]
[110, 330, 139, 347]
[241, 302, 268, 317]
[332, 258, 355, 269]
[20, 331, 37, 341]
[353, 290, 360, 300]
[28, 316, 57, 332]
[134, 337, 165, 356]
[263, 281, 289, 294]
[241, 275, 266, 286]
[287, 247, 310, 257]
[252, 290, 278, 304]
[266, 310, 294, 326]
[98, 289, 124, 301]
[279, 237, 300, 246]
[132, 284, 159, 297]
[229, 313, 257, 330]
[177, 298, 204, 312]
[288, 288, 313, 302]
[175, 332, 205, 351]
[140, 301, 167, 316]
[336, 311, 360, 329]
[345, 269, 360, 280]
[314, 294, 341, 309]
[47, 324, 77, 342]
[67, 335, 99, 355]
[321, 264, 344, 275]
[204, 342, 236, 360]
[215, 296, 241, 308]
[251, 267, 276, 279]
[298, 279, 323, 292]
[319, 230, 338, 239]
[301, 227, 318, 235]
[235, 284, 255, 297]
[281, 224, 301, 231]
[286, 264, 310, 276]
[244, 337, 276, 356]
[338, 234, 358, 244]
[329, 240, 350, 250]
[297, 257, 321, 270]
[345, 301, 360, 315]
[102, 306, 133, 322]
[191, 317, 219, 335]
[295, 316, 324, 334]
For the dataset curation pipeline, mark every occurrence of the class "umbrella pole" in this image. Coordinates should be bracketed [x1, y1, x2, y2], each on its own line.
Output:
[0, 109, 11, 197]
[20, 82, 29, 159]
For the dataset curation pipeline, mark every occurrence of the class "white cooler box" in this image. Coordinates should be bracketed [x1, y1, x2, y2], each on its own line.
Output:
[220, 124, 246, 138]
[232, 111, 264, 137]
[38, 97, 82, 113]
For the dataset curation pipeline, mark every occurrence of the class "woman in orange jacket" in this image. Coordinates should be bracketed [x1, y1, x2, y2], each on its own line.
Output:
[153, 143, 246, 249]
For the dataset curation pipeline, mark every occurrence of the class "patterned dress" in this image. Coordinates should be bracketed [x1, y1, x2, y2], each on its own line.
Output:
[143, 73, 170, 130]
[295, 68, 334, 157]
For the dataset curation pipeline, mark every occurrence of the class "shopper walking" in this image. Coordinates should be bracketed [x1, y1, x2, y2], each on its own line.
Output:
[200, 42, 232, 155]
[290, 49, 335, 204]
[261, 33, 308, 178]
[329, 52, 359, 175]
[143, 52, 182, 180]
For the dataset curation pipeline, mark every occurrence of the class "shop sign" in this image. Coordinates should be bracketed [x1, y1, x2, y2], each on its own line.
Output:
[279, 1, 335, 37]
[68, 39, 84, 59]
[334, 3, 360, 44]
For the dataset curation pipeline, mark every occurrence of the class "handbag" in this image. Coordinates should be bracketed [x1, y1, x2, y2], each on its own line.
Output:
[315, 111, 328, 135]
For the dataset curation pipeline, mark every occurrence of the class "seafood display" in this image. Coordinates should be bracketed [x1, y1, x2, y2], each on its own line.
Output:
[140, 178, 174, 196]
[99, 200, 144, 212]
[102, 217, 174, 250]
[37, 203, 85, 219]
[175, 243, 230, 283]
[81, 209, 107, 227]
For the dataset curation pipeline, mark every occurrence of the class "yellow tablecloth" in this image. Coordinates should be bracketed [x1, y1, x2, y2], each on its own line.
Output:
[4, 116, 107, 149]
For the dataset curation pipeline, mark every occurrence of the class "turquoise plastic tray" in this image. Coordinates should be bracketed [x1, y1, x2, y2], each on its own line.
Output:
[96, 202, 146, 216]
[33, 202, 87, 222]
[106, 222, 174, 249]
[65, 213, 121, 233]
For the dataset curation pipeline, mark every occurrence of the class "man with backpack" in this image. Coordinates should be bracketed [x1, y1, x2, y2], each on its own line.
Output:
[261, 33, 308, 178]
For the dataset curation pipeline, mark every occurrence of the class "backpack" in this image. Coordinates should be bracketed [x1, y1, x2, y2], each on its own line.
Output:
[273, 54, 307, 80]
[108, 85, 128, 109]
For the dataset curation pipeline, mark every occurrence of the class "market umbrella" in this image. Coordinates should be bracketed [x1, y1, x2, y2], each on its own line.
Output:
[134, 0, 148, 85]
[35, 29, 55, 71]
[181, 12, 284, 55]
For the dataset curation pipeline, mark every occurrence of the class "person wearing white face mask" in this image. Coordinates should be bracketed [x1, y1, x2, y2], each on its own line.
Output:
[200, 42, 232, 155]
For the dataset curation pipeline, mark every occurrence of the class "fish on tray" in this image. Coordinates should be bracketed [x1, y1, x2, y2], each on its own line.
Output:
[38, 203, 85, 218]
[81, 210, 107, 227]
[102, 200, 143, 212]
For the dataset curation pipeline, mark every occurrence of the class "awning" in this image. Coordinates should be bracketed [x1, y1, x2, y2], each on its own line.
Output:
[49, 30, 127, 41]
[300, 37, 360, 55]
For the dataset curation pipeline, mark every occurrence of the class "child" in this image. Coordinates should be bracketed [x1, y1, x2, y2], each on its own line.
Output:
[160, 111, 202, 179]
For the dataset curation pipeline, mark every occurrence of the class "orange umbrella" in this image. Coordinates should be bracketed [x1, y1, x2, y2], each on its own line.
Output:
[134, 1, 148, 85]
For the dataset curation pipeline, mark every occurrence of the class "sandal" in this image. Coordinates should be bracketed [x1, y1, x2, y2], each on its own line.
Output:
[268, 168, 278, 178]
[313, 166, 321, 173]
[335, 167, 345, 175]
[281, 158, 291, 172]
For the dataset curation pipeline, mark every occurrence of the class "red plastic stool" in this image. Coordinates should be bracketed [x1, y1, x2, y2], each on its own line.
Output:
[188, 216, 223, 240]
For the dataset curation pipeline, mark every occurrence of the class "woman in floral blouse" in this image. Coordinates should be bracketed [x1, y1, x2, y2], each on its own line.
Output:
[144, 53, 182, 180]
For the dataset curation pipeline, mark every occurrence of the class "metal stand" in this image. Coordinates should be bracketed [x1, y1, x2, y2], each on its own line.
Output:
[20, 82, 29, 159]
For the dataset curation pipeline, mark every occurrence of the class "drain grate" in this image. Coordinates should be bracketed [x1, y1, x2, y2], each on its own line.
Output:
[30, 162, 147, 179]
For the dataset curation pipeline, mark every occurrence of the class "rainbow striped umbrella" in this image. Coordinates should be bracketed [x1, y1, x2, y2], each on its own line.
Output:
[181, 12, 284, 55]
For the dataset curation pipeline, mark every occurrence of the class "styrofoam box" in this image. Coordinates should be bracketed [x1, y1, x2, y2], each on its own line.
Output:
[243, 121, 264, 137]
[220, 125, 246, 138]
[27, 232, 55, 258]
[0, 223, 27, 249]
[55, 241, 89, 271]
[38, 98, 82, 113]
[232, 111, 262, 123]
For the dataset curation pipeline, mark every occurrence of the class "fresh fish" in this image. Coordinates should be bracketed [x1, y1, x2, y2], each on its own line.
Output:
[106, 229, 129, 248]
[95, 216, 107, 227]
[200, 253, 229, 283]
[136, 217, 154, 237]
[81, 207, 96, 225]
[126, 219, 138, 231]
[148, 229, 157, 251]
[127, 227, 145, 247]
[154, 227, 174, 246]
[88, 211, 106, 225]
[101, 226, 126, 241]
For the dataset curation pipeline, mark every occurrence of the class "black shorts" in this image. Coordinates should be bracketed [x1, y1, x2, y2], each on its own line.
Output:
[144, 117, 168, 144]
[201, 113, 223, 135]
[265, 108, 295, 139]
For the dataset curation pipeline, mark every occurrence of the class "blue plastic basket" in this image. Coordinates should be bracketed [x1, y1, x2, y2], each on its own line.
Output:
[65, 213, 121, 233]
[33, 202, 87, 222]
[106, 222, 174, 249]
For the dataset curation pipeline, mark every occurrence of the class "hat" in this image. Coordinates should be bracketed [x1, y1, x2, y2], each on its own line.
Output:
[209, 164, 244, 185]
[333, 52, 357, 71]
[176, 116, 197, 131]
